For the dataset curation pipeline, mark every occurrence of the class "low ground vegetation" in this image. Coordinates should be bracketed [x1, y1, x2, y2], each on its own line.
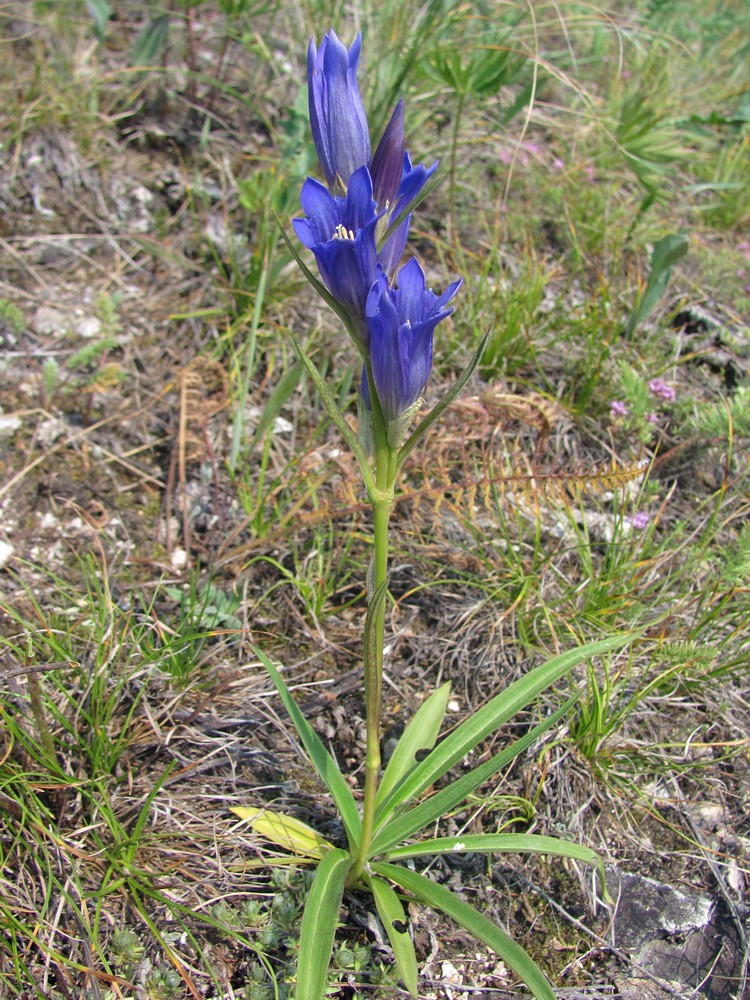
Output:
[1, 1, 749, 998]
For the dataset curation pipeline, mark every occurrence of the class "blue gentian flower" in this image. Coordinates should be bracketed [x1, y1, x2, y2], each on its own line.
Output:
[293, 166, 381, 346]
[308, 31, 371, 189]
[365, 258, 461, 423]
[299, 30, 445, 359]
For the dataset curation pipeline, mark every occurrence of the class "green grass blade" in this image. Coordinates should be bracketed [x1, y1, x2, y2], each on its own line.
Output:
[374, 682, 451, 815]
[297, 849, 352, 1000]
[291, 337, 376, 498]
[370, 697, 577, 854]
[253, 646, 361, 850]
[368, 875, 419, 997]
[248, 358, 304, 452]
[372, 863, 555, 1000]
[372, 634, 635, 830]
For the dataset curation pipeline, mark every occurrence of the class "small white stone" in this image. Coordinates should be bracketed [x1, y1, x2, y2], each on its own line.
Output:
[273, 416, 293, 434]
[0, 414, 21, 438]
[37, 416, 67, 446]
[441, 961, 462, 985]
[32, 306, 68, 336]
[170, 547, 188, 571]
[73, 315, 102, 339]
[0, 540, 14, 567]
[448, 699, 461, 713]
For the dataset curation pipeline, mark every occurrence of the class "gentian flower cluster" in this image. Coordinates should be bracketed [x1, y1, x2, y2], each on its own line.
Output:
[295, 30, 460, 441]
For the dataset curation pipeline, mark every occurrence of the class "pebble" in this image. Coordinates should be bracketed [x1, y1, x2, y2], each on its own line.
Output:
[0, 414, 21, 438]
[0, 540, 14, 567]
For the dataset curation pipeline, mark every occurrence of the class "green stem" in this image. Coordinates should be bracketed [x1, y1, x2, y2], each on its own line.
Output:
[349, 496, 390, 883]
[447, 91, 466, 250]
[349, 404, 396, 885]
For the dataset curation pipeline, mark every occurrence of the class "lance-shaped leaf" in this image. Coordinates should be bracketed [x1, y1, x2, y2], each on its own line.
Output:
[385, 833, 608, 899]
[252, 645, 361, 850]
[370, 697, 577, 854]
[372, 862, 556, 1000]
[297, 849, 352, 1000]
[372, 633, 636, 836]
[625, 232, 688, 339]
[368, 875, 418, 997]
[364, 579, 389, 715]
[248, 359, 304, 452]
[229, 807, 334, 860]
[375, 682, 451, 814]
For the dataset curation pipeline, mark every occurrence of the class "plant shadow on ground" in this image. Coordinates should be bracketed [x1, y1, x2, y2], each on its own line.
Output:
[1, 1, 750, 998]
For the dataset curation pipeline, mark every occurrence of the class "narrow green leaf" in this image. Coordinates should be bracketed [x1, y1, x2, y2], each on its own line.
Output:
[297, 849, 351, 1000]
[368, 876, 419, 997]
[86, 0, 111, 40]
[371, 697, 577, 854]
[129, 14, 169, 67]
[249, 359, 303, 451]
[375, 682, 451, 814]
[625, 233, 687, 338]
[253, 646, 361, 850]
[372, 863, 555, 1000]
[387, 832, 594, 860]
[385, 833, 606, 893]
[373, 633, 636, 834]
[396, 329, 490, 474]
[291, 338, 376, 498]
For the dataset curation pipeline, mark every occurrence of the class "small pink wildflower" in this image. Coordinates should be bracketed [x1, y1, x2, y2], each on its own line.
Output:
[645, 412, 660, 425]
[610, 399, 628, 418]
[629, 511, 650, 530]
[648, 378, 676, 402]
[552, 157, 565, 171]
[585, 164, 595, 183]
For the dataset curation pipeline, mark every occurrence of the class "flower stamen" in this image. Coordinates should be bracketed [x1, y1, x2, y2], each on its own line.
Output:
[333, 223, 356, 241]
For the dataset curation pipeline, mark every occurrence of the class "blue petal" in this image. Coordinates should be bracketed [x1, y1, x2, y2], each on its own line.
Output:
[392, 257, 428, 320]
[298, 177, 340, 242]
[367, 259, 461, 422]
[308, 31, 371, 187]
[435, 277, 463, 312]
[343, 166, 377, 231]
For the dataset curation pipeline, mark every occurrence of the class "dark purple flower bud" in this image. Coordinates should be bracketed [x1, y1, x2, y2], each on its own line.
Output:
[365, 258, 461, 423]
[308, 31, 371, 188]
[293, 166, 381, 346]
[371, 100, 405, 208]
